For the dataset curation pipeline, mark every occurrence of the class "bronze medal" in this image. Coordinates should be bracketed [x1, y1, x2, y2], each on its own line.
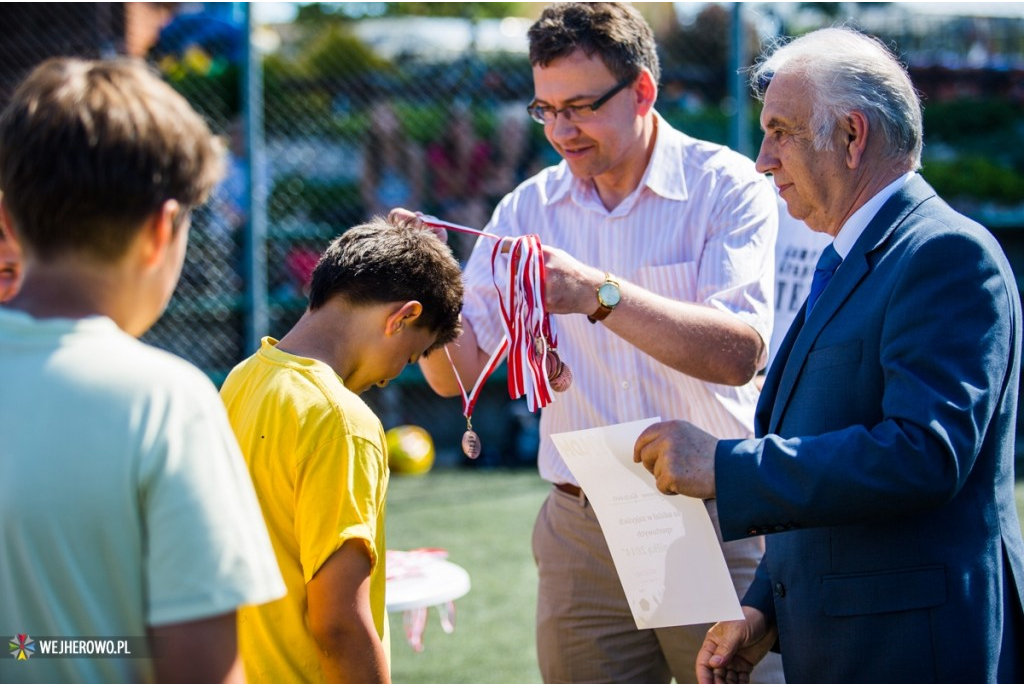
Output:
[546, 349, 573, 392]
[462, 429, 481, 459]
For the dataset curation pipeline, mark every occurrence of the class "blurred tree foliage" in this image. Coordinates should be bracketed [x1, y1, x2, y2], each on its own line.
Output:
[659, 4, 732, 104]
[922, 156, 1024, 206]
[165, 2, 1024, 209]
[921, 98, 1024, 205]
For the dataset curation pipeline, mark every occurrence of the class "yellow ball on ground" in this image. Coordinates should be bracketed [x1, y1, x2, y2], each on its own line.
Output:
[386, 425, 435, 475]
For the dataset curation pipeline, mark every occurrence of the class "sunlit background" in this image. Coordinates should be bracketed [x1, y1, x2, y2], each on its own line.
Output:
[1, 1, 1023, 467]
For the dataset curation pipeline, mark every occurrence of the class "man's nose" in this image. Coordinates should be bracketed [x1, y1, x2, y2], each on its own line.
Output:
[549, 111, 580, 142]
[755, 137, 777, 175]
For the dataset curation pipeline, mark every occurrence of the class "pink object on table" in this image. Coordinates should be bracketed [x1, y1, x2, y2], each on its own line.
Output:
[386, 548, 470, 651]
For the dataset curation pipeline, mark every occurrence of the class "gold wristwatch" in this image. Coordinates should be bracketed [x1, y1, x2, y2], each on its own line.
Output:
[587, 273, 621, 324]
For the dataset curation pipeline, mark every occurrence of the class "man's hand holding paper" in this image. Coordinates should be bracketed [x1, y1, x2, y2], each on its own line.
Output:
[551, 419, 742, 629]
[634, 420, 719, 499]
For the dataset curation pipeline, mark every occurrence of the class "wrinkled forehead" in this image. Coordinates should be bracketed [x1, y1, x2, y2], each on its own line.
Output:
[760, 71, 815, 127]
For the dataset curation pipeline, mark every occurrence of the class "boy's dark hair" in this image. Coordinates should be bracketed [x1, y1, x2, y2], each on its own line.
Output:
[308, 217, 463, 351]
[528, 2, 660, 85]
[0, 57, 224, 261]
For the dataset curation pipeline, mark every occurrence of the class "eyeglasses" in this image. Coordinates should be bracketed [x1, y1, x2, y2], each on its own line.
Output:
[526, 77, 634, 125]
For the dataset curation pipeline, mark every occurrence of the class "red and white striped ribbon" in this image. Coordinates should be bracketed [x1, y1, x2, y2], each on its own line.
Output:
[420, 214, 558, 414]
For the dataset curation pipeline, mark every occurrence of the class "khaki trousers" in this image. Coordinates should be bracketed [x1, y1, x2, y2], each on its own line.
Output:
[533, 487, 785, 684]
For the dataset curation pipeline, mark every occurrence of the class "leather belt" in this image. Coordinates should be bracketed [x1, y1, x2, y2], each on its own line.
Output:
[554, 482, 583, 497]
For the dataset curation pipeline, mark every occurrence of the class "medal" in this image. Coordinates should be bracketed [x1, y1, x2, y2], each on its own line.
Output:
[546, 349, 573, 393]
[461, 422, 482, 460]
[536, 335, 571, 393]
[445, 341, 507, 462]
[422, 214, 569, 459]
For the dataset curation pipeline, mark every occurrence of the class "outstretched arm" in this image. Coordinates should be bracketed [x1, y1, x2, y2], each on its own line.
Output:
[542, 245, 765, 386]
[387, 206, 497, 398]
[417, 313, 495, 398]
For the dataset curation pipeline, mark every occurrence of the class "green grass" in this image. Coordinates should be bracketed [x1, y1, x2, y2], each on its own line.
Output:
[387, 470, 1024, 684]
[386, 468, 547, 685]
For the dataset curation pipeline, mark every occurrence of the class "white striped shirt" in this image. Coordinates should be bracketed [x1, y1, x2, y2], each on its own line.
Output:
[463, 112, 778, 485]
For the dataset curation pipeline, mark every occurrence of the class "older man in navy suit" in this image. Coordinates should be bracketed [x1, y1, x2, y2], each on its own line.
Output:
[635, 27, 1024, 683]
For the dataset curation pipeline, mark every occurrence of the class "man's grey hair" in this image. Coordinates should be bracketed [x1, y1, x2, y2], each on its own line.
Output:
[751, 27, 923, 171]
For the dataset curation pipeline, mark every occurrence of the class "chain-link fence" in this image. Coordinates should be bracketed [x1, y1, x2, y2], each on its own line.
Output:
[146, 5, 550, 467]
[2, 2, 1023, 465]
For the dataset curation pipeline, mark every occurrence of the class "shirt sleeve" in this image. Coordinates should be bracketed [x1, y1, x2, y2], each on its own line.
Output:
[293, 433, 387, 584]
[142, 375, 286, 626]
[701, 170, 778, 367]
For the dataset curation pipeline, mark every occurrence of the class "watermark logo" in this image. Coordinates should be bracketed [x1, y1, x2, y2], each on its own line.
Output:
[9, 634, 34, 660]
[6, 634, 146, 661]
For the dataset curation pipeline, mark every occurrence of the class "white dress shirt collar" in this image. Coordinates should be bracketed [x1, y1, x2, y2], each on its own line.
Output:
[833, 171, 916, 258]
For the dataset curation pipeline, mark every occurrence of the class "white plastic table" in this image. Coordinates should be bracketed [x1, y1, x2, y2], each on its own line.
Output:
[386, 549, 471, 651]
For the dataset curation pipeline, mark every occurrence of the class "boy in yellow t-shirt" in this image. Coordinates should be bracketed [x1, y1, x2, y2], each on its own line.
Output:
[220, 217, 462, 684]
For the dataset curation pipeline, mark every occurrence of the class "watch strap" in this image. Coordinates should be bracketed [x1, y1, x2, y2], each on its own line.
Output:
[587, 273, 619, 324]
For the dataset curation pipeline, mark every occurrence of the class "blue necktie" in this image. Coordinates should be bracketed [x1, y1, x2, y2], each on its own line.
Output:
[806, 244, 842, 313]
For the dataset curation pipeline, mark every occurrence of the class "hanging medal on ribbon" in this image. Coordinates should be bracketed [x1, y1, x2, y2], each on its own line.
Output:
[421, 214, 571, 459]
[444, 343, 506, 460]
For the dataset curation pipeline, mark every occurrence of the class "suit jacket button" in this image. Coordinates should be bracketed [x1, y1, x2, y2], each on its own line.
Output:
[774, 582, 786, 598]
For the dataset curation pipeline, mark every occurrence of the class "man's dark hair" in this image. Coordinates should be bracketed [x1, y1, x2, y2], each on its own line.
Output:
[0, 57, 224, 261]
[308, 217, 464, 352]
[528, 2, 660, 85]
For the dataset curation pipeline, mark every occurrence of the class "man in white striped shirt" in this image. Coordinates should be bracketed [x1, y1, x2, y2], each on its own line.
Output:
[412, 3, 781, 682]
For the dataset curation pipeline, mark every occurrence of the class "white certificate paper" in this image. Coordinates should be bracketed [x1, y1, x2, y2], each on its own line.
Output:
[551, 418, 743, 629]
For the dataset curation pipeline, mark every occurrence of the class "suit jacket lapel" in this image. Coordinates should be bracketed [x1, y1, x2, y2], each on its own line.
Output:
[765, 175, 938, 433]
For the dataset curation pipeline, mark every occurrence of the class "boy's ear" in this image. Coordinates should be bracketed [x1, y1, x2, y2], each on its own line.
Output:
[141, 199, 180, 268]
[385, 300, 423, 335]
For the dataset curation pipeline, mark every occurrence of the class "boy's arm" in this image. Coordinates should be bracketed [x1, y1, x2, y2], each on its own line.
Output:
[418, 316, 493, 398]
[149, 611, 244, 683]
[307, 539, 391, 684]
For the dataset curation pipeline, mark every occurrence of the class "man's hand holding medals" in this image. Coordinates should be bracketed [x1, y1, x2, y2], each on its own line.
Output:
[389, 208, 574, 459]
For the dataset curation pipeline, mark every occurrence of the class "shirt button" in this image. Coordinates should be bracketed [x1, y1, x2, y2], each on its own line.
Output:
[621, 381, 630, 389]
[774, 582, 786, 598]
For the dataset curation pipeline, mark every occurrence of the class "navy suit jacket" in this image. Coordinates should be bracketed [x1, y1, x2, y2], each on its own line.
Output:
[717, 175, 1024, 682]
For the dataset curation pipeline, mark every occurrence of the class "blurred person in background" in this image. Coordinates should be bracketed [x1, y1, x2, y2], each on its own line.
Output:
[361, 100, 426, 220]
[425, 103, 493, 262]
[397, 2, 782, 682]
[482, 102, 549, 212]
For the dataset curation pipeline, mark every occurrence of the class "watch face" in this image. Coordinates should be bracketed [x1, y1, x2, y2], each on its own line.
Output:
[597, 281, 621, 308]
